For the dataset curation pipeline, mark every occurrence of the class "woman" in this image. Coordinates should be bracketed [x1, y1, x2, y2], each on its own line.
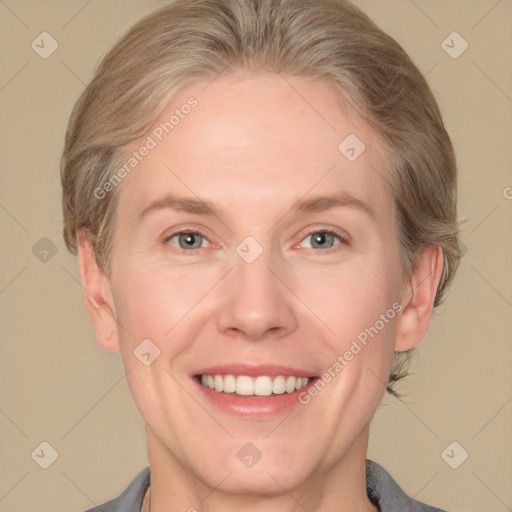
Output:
[61, 0, 460, 510]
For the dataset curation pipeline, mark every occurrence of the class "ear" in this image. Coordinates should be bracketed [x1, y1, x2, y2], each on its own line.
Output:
[77, 230, 120, 352]
[394, 245, 443, 352]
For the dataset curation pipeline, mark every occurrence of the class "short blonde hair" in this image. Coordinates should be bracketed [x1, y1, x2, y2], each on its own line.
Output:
[61, 0, 460, 395]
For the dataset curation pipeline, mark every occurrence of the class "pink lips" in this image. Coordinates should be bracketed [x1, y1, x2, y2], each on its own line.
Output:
[192, 364, 315, 378]
[192, 364, 317, 418]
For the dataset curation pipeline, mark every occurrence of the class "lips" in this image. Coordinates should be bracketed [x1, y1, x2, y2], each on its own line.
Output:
[192, 364, 317, 416]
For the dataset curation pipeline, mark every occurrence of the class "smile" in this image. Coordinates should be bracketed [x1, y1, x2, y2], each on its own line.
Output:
[199, 374, 310, 396]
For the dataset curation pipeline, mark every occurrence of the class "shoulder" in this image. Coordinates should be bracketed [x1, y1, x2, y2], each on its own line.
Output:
[81, 467, 150, 512]
[366, 460, 447, 512]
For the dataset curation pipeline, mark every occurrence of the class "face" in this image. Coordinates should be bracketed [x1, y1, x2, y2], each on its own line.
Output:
[101, 73, 405, 493]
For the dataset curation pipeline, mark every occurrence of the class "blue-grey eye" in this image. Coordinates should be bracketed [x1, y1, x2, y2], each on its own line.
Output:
[303, 231, 341, 249]
[169, 232, 206, 250]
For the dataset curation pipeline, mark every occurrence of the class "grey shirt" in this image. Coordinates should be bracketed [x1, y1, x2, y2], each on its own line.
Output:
[83, 460, 446, 512]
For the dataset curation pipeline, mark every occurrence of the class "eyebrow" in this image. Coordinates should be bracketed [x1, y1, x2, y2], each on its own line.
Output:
[293, 193, 375, 219]
[136, 192, 375, 222]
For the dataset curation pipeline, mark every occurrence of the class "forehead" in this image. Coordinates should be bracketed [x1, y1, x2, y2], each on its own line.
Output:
[117, 73, 394, 225]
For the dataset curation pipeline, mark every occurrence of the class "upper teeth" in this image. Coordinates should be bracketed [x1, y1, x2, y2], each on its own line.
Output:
[200, 374, 310, 396]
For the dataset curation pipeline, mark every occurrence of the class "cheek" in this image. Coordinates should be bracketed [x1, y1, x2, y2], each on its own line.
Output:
[295, 258, 400, 341]
[111, 261, 209, 337]
[108, 265, 203, 421]
[109, 260, 227, 380]
[292, 254, 401, 402]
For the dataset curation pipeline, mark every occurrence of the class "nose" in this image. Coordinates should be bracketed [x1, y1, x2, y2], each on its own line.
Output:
[216, 248, 298, 342]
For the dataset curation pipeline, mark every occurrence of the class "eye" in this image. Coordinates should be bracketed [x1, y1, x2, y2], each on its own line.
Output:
[299, 230, 343, 250]
[166, 230, 209, 250]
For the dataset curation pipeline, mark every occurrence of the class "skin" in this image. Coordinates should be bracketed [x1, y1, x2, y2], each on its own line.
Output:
[78, 72, 443, 512]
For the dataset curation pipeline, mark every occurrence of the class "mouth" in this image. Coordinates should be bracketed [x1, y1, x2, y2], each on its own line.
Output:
[192, 365, 318, 417]
[196, 374, 312, 396]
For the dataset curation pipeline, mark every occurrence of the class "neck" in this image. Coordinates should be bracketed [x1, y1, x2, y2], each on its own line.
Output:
[144, 426, 378, 512]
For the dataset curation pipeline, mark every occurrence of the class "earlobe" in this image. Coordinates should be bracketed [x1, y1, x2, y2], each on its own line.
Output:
[77, 230, 120, 352]
[394, 245, 443, 352]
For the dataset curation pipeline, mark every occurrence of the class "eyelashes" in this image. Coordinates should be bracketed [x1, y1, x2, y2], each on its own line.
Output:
[296, 229, 344, 250]
[164, 228, 348, 254]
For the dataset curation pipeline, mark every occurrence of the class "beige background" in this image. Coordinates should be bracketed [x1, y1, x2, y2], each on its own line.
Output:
[0, 1, 511, 511]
